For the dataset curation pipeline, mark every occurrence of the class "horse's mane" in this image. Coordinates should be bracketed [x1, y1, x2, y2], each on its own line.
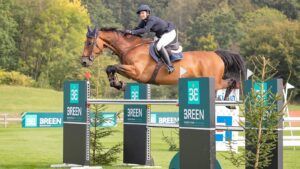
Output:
[100, 27, 152, 43]
[100, 27, 123, 33]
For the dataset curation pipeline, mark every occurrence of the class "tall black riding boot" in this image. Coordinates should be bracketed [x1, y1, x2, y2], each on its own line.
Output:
[158, 47, 175, 74]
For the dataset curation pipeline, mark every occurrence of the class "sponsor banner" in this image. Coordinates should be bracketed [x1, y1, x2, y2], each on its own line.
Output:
[150, 112, 178, 124]
[22, 112, 117, 128]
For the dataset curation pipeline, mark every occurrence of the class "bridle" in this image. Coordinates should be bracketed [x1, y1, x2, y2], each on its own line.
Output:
[85, 32, 102, 62]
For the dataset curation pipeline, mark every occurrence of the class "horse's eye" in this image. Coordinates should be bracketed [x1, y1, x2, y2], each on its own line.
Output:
[86, 42, 92, 46]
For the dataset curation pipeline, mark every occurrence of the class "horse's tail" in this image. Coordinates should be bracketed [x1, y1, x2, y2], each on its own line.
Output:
[215, 49, 246, 82]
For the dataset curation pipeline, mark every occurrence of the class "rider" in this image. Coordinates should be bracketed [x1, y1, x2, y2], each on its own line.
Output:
[125, 4, 176, 74]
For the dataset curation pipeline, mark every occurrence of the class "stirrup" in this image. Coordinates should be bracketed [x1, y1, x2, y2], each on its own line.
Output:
[166, 65, 175, 74]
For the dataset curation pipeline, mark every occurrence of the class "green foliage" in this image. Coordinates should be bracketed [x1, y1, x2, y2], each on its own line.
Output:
[244, 86, 283, 168]
[90, 103, 121, 165]
[226, 56, 285, 168]
[150, 84, 178, 99]
[195, 34, 218, 51]
[241, 7, 288, 30]
[0, 0, 18, 70]
[102, 0, 169, 29]
[0, 69, 34, 86]
[240, 8, 300, 100]
[12, 0, 90, 89]
[81, 0, 121, 28]
[252, 0, 300, 19]
[228, 0, 256, 19]
[188, 5, 241, 50]
[161, 129, 179, 151]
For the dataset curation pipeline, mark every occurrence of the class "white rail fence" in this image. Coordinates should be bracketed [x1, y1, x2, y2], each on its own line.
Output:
[0, 114, 21, 128]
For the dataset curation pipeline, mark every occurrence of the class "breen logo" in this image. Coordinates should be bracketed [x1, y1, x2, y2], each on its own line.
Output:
[70, 83, 79, 104]
[254, 82, 267, 92]
[25, 115, 37, 127]
[254, 82, 267, 101]
[130, 85, 139, 100]
[188, 81, 200, 104]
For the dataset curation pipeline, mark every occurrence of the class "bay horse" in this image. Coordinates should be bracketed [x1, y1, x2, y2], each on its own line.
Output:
[81, 27, 246, 99]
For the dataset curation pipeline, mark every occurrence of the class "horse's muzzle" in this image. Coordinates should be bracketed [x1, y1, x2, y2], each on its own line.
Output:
[81, 57, 92, 67]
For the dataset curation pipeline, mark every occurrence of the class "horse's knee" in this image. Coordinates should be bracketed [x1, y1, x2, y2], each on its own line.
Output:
[106, 65, 116, 74]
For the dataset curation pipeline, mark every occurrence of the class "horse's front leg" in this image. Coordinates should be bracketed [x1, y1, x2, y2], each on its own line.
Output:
[114, 64, 139, 79]
[105, 64, 140, 91]
[105, 65, 126, 91]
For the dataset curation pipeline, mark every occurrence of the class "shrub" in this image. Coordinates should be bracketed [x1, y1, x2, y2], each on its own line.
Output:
[0, 69, 34, 87]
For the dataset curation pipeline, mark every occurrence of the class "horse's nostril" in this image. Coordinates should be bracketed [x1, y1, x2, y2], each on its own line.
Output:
[82, 61, 87, 67]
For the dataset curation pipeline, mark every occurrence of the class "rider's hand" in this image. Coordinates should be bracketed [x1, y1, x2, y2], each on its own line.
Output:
[124, 30, 133, 34]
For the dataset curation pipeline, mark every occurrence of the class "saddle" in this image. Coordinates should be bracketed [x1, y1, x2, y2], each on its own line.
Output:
[147, 40, 184, 84]
[149, 40, 183, 63]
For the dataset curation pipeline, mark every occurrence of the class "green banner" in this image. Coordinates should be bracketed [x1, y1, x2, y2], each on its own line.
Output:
[22, 112, 117, 128]
[179, 78, 214, 128]
[90, 112, 117, 127]
[150, 112, 178, 124]
[22, 112, 63, 128]
[64, 81, 87, 123]
[124, 83, 147, 124]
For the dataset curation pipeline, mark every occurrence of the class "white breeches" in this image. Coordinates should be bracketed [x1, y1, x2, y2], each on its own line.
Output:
[156, 30, 176, 51]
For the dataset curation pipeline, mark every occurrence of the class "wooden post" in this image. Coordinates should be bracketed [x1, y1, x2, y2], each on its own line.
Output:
[4, 114, 7, 128]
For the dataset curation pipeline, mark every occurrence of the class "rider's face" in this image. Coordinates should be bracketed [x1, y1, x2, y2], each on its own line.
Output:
[139, 11, 149, 20]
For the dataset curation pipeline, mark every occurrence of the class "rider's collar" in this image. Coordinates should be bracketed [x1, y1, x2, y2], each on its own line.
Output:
[143, 15, 150, 21]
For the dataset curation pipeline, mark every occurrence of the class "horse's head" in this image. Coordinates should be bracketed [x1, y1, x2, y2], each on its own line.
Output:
[81, 27, 146, 67]
[81, 26, 105, 67]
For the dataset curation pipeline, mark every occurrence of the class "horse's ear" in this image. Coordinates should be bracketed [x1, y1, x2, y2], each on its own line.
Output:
[93, 27, 99, 37]
[93, 27, 98, 33]
[87, 26, 91, 33]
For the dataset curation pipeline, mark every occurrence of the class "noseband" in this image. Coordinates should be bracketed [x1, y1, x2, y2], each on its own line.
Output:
[85, 32, 101, 61]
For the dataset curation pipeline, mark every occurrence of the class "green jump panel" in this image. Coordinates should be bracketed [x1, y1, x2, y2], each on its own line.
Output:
[179, 77, 216, 169]
[124, 83, 151, 165]
[63, 81, 90, 165]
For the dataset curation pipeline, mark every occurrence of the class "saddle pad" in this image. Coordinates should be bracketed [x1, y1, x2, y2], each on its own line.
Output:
[149, 43, 183, 63]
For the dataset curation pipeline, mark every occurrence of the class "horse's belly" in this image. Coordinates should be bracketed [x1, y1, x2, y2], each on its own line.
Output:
[154, 51, 224, 85]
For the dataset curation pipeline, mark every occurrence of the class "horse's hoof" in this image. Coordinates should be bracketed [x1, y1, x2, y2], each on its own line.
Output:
[226, 106, 236, 109]
[121, 81, 126, 91]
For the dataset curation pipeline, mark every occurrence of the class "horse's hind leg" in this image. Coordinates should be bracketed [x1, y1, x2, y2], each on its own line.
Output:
[224, 79, 237, 100]
[216, 78, 237, 109]
[215, 78, 236, 100]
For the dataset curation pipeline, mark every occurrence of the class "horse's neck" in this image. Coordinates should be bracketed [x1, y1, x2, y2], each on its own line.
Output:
[106, 35, 150, 57]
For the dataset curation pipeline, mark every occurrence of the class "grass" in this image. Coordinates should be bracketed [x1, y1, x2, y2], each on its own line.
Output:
[289, 104, 300, 111]
[0, 126, 62, 169]
[0, 85, 63, 114]
[0, 85, 181, 115]
[0, 125, 300, 169]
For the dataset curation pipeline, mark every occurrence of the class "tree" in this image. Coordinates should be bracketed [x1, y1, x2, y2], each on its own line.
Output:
[252, 0, 300, 19]
[188, 4, 241, 50]
[101, 0, 169, 29]
[240, 8, 300, 100]
[195, 34, 218, 51]
[90, 104, 122, 165]
[13, 0, 90, 89]
[0, 0, 18, 70]
[81, 0, 121, 28]
[228, 0, 256, 19]
[163, 0, 200, 48]
[226, 56, 286, 169]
